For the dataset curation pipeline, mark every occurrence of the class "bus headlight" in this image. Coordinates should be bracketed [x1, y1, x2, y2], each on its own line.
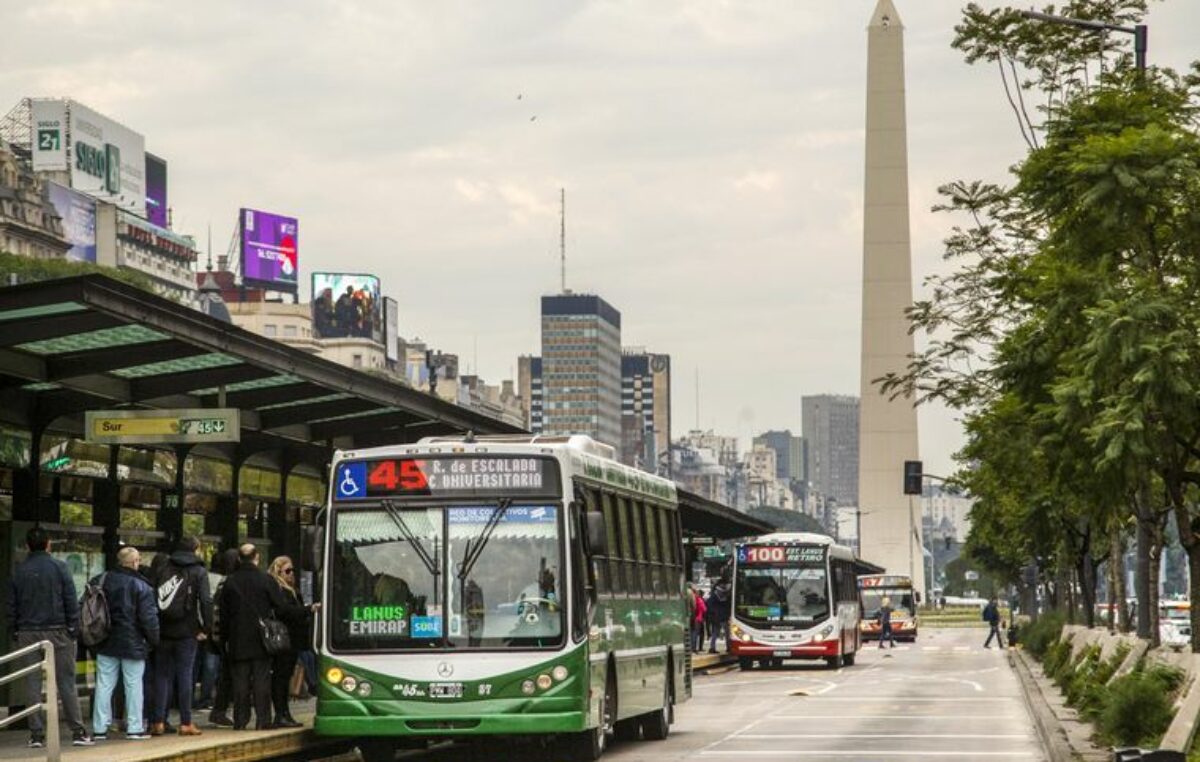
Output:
[817, 624, 835, 641]
[341, 675, 358, 693]
[731, 624, 751, 642]
[536, 674, 553, 691]
[326, 667, 344, 685]
[552, 665, 569, 682]
[521, 679, 536, 695]
[357, 681, 373, 697]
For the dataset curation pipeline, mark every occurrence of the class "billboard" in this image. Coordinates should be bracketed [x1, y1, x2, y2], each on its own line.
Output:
[145, 153, 168, 228]
[46, 182, 97, 263]
[240, 208, 299, 292]
[312, 273, 382, 344]
[384, 296, 399, 362]
[30, 99, 68, 171]
[67, 100, 146, 215]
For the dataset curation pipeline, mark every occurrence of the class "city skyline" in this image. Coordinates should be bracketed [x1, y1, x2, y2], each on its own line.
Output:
[5, 2, 1200, 479]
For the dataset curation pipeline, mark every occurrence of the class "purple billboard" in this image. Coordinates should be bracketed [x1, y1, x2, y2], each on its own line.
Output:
[240, 208, 299, 292]
[47, 182, 97, 263]
[145, 153, 168, 228]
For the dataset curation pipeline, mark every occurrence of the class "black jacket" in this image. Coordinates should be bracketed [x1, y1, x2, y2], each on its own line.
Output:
[274, 583, 311, 654]
[96, 566, 160, 660]
[156, 551, 214, 640]
[705, 582, 732, 623]
[9, 551, 78, 634]
[983, 602, 1000, 625]
[220, 563, 288, 661]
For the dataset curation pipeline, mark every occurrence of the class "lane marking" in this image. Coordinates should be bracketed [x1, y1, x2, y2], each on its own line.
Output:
[762, 715, 1024, 720]
[735, 733, 1032, 739]
[780, 697, 1013, 702]
[700, 751, 1041, 757]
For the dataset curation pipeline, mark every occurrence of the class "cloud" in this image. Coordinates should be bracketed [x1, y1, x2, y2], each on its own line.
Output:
[733, 171, 780, 192]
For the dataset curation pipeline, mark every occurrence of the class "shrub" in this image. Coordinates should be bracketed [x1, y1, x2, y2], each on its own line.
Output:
[1099, 668, 1178, 746]
[1023, 612, 1066, 659]
[1041, 638, 1072, 679]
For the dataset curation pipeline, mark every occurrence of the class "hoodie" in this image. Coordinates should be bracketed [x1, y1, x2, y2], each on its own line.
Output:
[157, 550, 214, 640]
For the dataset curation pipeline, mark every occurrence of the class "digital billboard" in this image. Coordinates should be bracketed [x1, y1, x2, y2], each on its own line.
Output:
[312, 273, 382, 344]
[46, 182, 97, 263]
[240, 208, 299, 292]
[384, 296, 399, 362]
[67, 99, 146, 215]
[145, 153, 168, 228]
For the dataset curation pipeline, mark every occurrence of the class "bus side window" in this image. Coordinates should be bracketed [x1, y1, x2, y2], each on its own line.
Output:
[658, 508, 679, 592]
[587, 487, 609, 596]
[616, 496, 640, 595]
[603, 491, 624, 595]
[630, 497, 651, 595]
[643, 503, 662, 596]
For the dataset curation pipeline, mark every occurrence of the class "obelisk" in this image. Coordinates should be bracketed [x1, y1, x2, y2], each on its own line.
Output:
[858, 0, 923, 594]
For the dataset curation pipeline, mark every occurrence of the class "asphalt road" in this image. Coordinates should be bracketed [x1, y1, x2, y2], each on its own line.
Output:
[371, 627, 1044, 762]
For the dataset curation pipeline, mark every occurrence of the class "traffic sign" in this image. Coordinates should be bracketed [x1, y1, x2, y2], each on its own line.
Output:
[85, 409, 241, 444]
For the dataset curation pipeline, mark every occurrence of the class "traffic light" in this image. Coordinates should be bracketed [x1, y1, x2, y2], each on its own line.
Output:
[903, 460, 922, 495]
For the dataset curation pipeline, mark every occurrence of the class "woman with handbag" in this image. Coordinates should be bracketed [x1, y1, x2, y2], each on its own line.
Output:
[266, 556, 310, 729]
[218, 544, 290, 730]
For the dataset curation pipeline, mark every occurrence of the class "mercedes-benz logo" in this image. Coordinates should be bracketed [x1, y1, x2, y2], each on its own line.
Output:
[437, 662, 454, 678]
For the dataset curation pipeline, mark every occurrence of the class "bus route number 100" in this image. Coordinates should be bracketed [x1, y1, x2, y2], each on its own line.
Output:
[745, 546, 786, 563]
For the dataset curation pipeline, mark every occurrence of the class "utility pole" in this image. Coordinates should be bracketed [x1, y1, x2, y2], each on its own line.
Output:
[560, 188, 566, 293]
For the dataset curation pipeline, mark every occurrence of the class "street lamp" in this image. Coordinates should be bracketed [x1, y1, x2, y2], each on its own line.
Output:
[1019, 9, 1147, 72]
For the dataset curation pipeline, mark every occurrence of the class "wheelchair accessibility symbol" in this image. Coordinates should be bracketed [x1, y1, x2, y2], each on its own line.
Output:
[336, 462, 367, 499]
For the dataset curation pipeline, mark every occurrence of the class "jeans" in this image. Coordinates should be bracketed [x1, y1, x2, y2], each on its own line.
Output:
[691, 622, 705, 653]
[16, 628, 86, 737]
[94, 655, 145, 735]
[878, 625, 894, 648]
[198, 649, 221, 704]
[231, 658, 272, 729]
[984, 622, 1003, 648]
[298, 650, 318, 693]
[154, 637, 199, 724]
[708, 620, 729, 652]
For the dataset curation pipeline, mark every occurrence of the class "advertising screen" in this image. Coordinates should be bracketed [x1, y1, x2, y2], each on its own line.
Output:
[30, 99, 68, 171]
[67, 100, 146, 215]
[384, 296, 399, 362]
[145, 153, 168, 228]
[240, 208, 299, 292]
[46, 182, 97, 263]
[312, 272, 382, 343]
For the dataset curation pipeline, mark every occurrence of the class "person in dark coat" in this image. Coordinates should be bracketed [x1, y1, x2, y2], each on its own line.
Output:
[208, 547, 241, 727]
[983, 598, 1003, 648]
[10, 527, 92, 748]
[92, 546, 159, 740]
[220, 544, 289, 730]
[151, 536, 213, 737]
[878, 596, 895, 649]
[265, 555, 312, 728]
[706, 579, 732, 654]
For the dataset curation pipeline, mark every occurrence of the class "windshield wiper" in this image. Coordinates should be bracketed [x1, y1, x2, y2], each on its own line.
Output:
[380, 499, 440, 600]
[457, 498, 514, 582]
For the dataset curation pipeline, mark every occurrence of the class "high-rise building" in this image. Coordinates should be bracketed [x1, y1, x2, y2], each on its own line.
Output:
[540, 294, 622, 449]
[620, 349, 671, 472]
[518, 355, 544, 433]
[753, 430, 805, 482]
[802, 395, 860, 506]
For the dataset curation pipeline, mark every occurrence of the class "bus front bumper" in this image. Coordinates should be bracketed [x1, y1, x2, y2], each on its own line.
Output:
[730, 639, 838, 659]
[315, 697, 587, 737]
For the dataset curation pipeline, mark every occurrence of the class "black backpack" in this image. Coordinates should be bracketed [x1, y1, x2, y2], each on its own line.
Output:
[157, 563, 195, 624]
[80, 574, 111, 647]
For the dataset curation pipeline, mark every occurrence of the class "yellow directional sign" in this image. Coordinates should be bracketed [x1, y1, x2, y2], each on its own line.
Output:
[85, 409, 240, 444]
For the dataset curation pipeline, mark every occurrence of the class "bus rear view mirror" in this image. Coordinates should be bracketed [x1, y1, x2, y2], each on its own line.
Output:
[585, 512, 609, 557]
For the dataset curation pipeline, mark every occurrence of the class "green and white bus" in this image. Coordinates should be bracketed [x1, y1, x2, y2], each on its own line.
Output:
[310, 434, 690, 761]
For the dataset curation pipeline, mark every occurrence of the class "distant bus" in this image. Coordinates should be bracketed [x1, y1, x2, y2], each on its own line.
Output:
[858, 574, 919, 641]
[311, 435, 689, 761]
[729, 532, 875, 670]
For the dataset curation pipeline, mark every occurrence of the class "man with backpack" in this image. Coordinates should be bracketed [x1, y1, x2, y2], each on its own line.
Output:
[9, 527, 93, 748]
[983, 597, 1004, 649]
[150, 536, 213, 737]
[91, 545, 159, 740]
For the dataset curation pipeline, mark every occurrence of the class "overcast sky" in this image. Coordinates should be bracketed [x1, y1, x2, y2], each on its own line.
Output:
[3, 1, 1198, 478]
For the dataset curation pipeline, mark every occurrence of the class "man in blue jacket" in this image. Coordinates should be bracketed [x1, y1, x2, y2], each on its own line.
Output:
[9, 527, 93, 748]
[91, 546, 160, 741]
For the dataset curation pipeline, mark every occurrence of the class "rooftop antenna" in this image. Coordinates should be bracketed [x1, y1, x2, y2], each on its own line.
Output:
[206, 223, 213, 271]
[560, 187, 567, 294]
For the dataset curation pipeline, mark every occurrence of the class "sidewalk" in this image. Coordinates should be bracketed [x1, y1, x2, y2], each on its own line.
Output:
[1009, 648, 1108, 762]
[0, 705, 345, 762]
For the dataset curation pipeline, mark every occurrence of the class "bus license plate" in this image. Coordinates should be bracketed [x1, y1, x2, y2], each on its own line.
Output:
[429, 682, 463, 699]
[772, 650, 791, 657]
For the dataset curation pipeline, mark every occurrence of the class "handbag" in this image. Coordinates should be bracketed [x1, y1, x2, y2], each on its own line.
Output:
[259, 613, 291, 656]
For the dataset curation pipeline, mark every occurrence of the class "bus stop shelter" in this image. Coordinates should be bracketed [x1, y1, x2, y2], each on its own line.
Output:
[677, 489, 775, 583]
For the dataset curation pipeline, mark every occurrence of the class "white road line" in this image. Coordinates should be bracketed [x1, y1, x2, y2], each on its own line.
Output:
[735, 733, 1032, 739]
[701, 751, 1040, 757]
[954, 645, 972, 651]
[922, 646, 942, 651]
[784, 697, 1012, 702]
[763, 715, 1023, 720]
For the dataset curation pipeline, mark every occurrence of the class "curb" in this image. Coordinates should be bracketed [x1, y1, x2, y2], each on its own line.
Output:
[1009, 649, 1079, 762]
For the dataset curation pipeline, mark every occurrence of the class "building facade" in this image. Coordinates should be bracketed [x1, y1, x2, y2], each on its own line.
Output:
[540, 294, 622, 450]
[0, 140, 70, 259]
[518, 355, 544, 434]
[753, 429, 805, 482]
[801, 394, 860, 507]
[620, 349, 671, 472]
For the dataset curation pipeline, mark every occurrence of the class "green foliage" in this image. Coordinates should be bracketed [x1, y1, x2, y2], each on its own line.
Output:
[1022, 611, 1066, 659]
[0, 250, 166, 298]
[1099, 666, 1180, 746]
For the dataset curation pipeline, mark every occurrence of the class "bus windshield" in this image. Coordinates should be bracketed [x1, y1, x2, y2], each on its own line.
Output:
[861, 588, 916, 619]
[329, 504, 564, 651]
[735, 565, 829, 626]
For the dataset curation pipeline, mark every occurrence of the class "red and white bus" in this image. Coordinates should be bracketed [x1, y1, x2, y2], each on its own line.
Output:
[858, 574, 919, 641]
[729, 532, 879, 670]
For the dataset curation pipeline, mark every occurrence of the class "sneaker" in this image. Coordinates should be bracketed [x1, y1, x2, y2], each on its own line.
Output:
[28, 737, 45, 749]
[73, 732, 96, 746]
[127, 732, 152, 740]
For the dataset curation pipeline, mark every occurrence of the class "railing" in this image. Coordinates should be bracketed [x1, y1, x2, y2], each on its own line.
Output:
[0, 640, 59, 762]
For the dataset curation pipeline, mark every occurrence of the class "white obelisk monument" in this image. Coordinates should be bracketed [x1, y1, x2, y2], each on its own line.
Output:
[858, 0, 923, 594]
